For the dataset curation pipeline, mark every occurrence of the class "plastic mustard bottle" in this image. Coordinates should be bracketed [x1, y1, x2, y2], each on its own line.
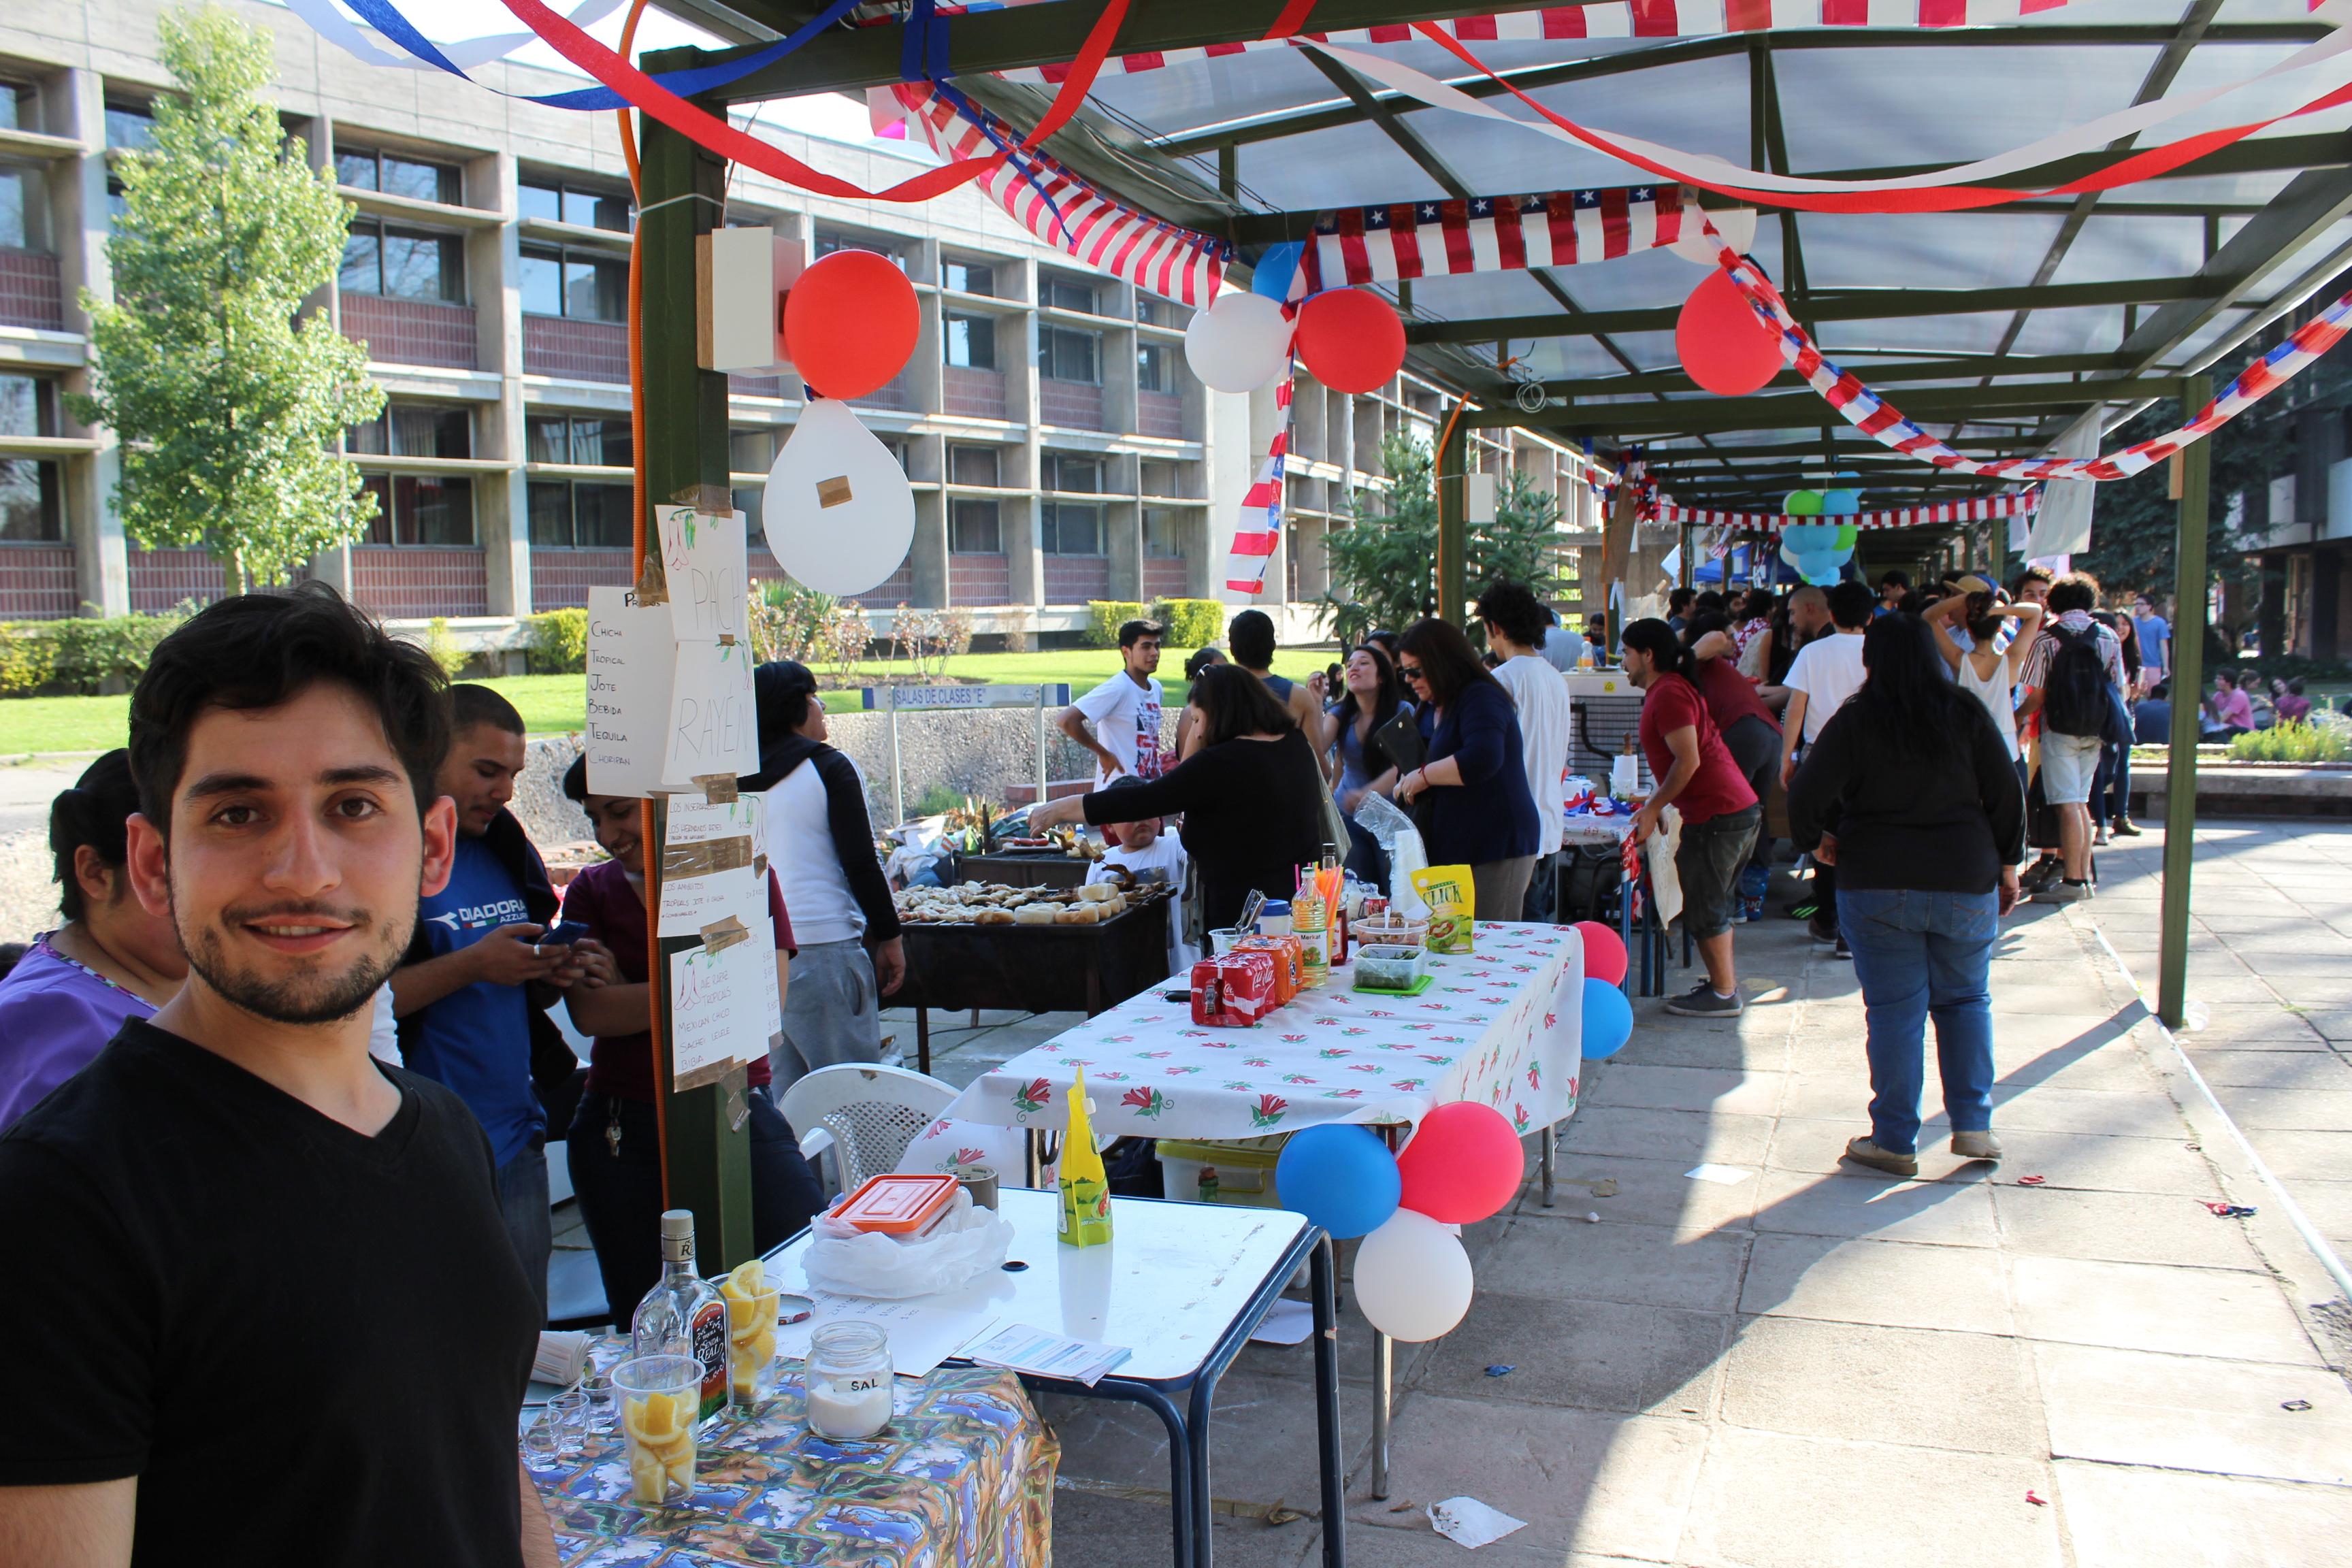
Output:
[1058, 1067, 1114, 1247]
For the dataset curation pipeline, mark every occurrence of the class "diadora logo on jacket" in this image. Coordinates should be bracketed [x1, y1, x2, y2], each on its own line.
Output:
[428, 896, 529, 934]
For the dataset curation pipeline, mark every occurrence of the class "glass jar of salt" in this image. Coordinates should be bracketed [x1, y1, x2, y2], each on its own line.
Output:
[805, 1322, 893, 1439]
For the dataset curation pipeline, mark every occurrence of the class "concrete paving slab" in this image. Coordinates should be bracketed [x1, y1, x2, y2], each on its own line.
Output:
[1989, 1183, 2266, 1269]
[1748, 1169, 1999, 1248]
[1352, 1396, 1708, 1565]
[2010, 1255, 2323, 1365]
[1557, 1105, 1776, 1166]
[1721, 1313, 2046, 1459]
[1762, 1115, 1997, 1181]
[1045, 1485, 1317, 1568]
[2172, 1047, 2352, 1088]
[2206, 1087, 2352, 1130]
[2223, 1128, 2352, 1183]
[1957, 1085, 2192, 1138]
[1679, 1428, 2063, 1568]
[1983, 1128, 2224, 1196]
[2031, 1341, 2352, 1484]
[2282, 1177, 2352, 1248]
[1036, 1371, 1347, 1507]
[1477, 1216, 1750, 1314]
[1739, 1235, 2014, 1335]
[2052, 1460, 2352, 1568]
[1416, 1292, 1730, 1418]
[1581, 1063, 1786, 1117]
[1510, 1154, 1760, 1236]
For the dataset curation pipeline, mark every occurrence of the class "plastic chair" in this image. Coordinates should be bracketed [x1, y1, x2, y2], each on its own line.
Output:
[779, 1063, 958, 1196]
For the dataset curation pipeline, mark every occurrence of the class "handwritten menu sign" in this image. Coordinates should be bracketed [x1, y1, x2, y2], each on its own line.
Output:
[668, 936, 768, 1091]
[586, 586, 675, 797]
[655, 506, 749, 644]
[657, 798, 769, 938]
[661, 637, 759, 788]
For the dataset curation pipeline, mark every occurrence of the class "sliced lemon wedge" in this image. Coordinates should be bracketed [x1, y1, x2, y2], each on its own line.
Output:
[720, 1259, 766, 1303]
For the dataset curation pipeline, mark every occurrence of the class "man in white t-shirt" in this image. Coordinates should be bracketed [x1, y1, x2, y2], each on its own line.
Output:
[1060, 618, 1165, 789]
[1476, 582, 1575, 897]
[1778, 578, 1874, 947]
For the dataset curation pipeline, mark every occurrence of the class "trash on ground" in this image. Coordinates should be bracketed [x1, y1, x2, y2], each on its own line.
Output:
[1264, 1500, 1305, 1526]
[1685, 1164, 1754, 1185]
[2282, 1399, 2314, 1412]
[1586, 1211, 1601, 1223]
[1248, 1299, 1315, 1346]
[2017, 1175, 2047, 1186]
[1428, 1496, 1529, 1549]
[1563, 1175, 1620, 1198]
[2025, 1491, 2048, 1507]
[1484, 1365, 1514, 1377]
[2201, 1201, 2257, 1218]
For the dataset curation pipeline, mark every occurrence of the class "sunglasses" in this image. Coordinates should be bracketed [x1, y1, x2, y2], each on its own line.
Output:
[1397, 664, 1426, 681]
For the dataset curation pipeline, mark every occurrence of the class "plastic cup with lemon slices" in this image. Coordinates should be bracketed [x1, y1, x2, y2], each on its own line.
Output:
[720, 1259, 782, 1415]
[610, 1352, 703, 1506]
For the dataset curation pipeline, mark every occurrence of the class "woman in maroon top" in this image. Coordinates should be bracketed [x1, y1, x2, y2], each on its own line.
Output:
[557, 757, 823, 1323]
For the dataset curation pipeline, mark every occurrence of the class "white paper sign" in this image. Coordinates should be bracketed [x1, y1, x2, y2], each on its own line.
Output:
[751, 909, 784, 1049]
[655, 506, 749, 644]
[668, 936, 768, 1088]
[586, 586, 676, 798]
[661, 638, 760, 787]
[657, 798, 770, 936]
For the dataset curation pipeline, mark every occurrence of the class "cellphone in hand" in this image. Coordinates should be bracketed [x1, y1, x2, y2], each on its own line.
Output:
[540, 919, 591, 947]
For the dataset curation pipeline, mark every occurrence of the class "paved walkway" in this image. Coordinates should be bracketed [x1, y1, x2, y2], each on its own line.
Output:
[914, 824, 2352, 1567]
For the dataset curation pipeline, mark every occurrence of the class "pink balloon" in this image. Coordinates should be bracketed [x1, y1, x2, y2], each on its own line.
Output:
[1396, 1101, 1523, 1225]
[1574, 920, 1628, 987]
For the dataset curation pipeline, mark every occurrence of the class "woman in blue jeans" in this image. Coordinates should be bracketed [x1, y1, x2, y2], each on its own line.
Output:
[1788, 615, 2026, 1179]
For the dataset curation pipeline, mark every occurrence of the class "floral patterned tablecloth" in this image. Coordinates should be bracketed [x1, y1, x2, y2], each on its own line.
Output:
[917, 920, 1585, 1151]
[527, 1348, 1057, 1568]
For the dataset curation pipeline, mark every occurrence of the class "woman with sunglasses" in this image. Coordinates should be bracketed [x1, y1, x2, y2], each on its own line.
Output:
[1392, 619, 1544, 921]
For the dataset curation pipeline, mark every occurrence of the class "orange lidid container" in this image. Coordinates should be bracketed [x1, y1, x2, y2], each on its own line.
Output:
[835, 1173, 961, 1236]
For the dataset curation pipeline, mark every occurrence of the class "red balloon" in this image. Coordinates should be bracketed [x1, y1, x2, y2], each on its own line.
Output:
[1396, 1101, 1523, 1225]
[1676, 269, 1782, 397]
[1294, 288, 1407, 394]
[1573, 920, 1628, 987]
[784, 249, 919, 400]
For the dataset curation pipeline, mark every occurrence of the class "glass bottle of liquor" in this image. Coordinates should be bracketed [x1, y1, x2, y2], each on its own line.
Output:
[631, 1209, 728, 1422]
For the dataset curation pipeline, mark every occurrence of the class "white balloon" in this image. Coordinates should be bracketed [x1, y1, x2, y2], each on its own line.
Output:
[762, 399, 915, 596]
[1352, 1209, 1473, 1343]
[1183, 291, 1292, 393]
[1669, 206, 1759, 265]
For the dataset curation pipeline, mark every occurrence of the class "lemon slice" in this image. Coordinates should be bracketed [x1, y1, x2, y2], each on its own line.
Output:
[629, 1452, 668, 1505]
[721, 1259, 766, 1303]
[622, 1391, 687, 1449]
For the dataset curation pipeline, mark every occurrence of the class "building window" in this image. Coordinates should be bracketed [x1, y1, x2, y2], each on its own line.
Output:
[340, 221, 463, 301]
[1137, 343, 1171, 393]
[0, 162, 48, 251]
[1041, 272, 1096, 314]
[1041, 453, 1102, 493]
[1040, 501, 1102, 556]
[527, 414, 632, 468]
[350, 402, 472, 459]
[949, 498, 1001, 554]
[1141, 460, 1185, 497]
[0, 82, 37, 135]
[1143, 507, 1186, 559]
[1039, 326, 1099, 384]
[948, 444, 1000, 487]
[519, 176, 634, 233]
[941, 257, 994, 296]
[103, 99, 154, 151]
[944, 312, 996, 371]
[0, 373, 60, 543]
[813, 230, 905, 270]
[528, 478, 632, 548]
[519, 244, 624, 321]
[728, 427, 774, 476]
[1136, 294, 1178, 327]
[335, 146, 462, 206]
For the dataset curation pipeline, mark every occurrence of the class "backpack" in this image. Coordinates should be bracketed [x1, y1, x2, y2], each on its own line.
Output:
[2041, 625, 2114, 740]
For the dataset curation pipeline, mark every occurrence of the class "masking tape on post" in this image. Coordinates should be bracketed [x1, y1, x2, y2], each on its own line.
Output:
[693, 772, 740, 805]
[699, 913, 751, 953]
[664, 834, 753, 879]
[674, 481, 734, 517]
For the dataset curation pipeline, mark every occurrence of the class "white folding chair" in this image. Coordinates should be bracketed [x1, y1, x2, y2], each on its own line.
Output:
[779, 1064, 958, 1198]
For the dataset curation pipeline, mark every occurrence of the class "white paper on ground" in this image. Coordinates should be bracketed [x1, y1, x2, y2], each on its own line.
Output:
[1247, 1298, 1315, 1346]
[655, 506, 749, 644]
[1685, 1164, 1755, 1185]
[774, 1286, 1002, 1379]
[661, 637, 760, 787]
[1428, 1497, 1527, 1549]
[585, 586, 676, 798]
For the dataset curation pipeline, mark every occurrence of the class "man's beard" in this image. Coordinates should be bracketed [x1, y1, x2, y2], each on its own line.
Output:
[174, 888, 412, 1027]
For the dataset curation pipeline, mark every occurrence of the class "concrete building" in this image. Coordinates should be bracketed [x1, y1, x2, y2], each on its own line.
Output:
[0, 0, 1603, 658]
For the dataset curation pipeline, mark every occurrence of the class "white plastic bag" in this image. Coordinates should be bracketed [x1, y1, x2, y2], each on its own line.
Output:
[800, 1190, 1015, 1300]
[1353, 793, 1433, 921]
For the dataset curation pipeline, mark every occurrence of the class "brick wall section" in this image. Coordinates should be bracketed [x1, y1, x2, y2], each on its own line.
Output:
[851, 374, 915, 414]
[942, 365, 1007, 420]
[0, 544, 76, 617]
[0, 248, 64, 331]
[1043, 555, 1109, 604]
[1143, 556, 1190, 602]
[523, 314, 627, 382]
[342, 293, 478, 371]
[949, 553, 1009, 606]
[127, 548, 227, 614]
[531, 546, 636, 611]
[747, 542, 913, 609]
[1039, 379, 1105, 430]
[352, 545, 487, 617]
[1138, 390, 1184, 440]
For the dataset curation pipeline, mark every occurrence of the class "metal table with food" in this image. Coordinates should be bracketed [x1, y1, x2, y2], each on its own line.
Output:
[889, 878, 1182, 1072]
[523, 1335, 1058, 1568]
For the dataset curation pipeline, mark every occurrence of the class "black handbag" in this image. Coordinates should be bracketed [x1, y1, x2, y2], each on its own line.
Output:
[2025, 763, 2063, 851]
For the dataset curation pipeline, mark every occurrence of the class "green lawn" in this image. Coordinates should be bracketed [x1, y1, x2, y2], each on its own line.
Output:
[1, 647, 1341, 757]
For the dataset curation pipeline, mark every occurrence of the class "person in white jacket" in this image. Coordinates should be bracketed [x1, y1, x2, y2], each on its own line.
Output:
[1475, 580, 1575, 917]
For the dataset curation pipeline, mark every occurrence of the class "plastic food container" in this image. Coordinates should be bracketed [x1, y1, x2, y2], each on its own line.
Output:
[834, 1173, 961, 1236]
[1352, 943, 1431, 992]
[1354, 916, 1429, 950]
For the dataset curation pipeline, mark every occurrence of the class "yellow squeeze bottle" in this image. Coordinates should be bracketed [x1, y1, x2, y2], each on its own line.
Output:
[1058, 1068, 1114, 1247]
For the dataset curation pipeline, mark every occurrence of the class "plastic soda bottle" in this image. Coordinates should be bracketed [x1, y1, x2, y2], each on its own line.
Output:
[1293, 870, 1330, 989]
[1058, 1068, 1114, 1247]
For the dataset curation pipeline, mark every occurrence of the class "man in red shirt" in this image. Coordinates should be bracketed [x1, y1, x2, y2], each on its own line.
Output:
[1620, 619, 1763, 1017]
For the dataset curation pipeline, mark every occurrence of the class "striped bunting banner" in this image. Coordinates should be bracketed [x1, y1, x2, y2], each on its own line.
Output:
[1302, 186, 1690, 287]
[1656, 491, 2042, 529]
[1224, 372, 1297, 595]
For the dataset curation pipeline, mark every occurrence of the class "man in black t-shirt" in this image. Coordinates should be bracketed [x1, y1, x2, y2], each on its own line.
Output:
[0, 585, 551, 1567]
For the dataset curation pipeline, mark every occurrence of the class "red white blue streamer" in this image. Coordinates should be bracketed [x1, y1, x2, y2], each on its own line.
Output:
[1224, 370, 1297, 596]
[1656, 491, 2041, 529]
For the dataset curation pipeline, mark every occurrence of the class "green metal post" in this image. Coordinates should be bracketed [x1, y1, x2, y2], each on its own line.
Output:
[2157, 374, 2211, 1030]
[1437, 408, 1467, 623]
[639, 106, 757, 1269]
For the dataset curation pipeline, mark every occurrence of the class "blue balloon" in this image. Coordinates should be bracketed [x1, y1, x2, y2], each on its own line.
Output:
[1820, 489, 1862, 516]
[1251, 241, 1307, 300]
[1582, 977, 1634, 1061]
[1275, 1124, 1401, 1239]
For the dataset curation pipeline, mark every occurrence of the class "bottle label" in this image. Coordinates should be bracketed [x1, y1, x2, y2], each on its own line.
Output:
[691, 1302, 727, 1418]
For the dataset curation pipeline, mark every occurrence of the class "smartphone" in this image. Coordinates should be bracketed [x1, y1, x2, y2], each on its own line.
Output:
[540, 919, 591, 947]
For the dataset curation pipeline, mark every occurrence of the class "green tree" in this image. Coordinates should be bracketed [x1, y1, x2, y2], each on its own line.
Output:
[1318, 432, 1567, 644]
[69, 4, 384, 592]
